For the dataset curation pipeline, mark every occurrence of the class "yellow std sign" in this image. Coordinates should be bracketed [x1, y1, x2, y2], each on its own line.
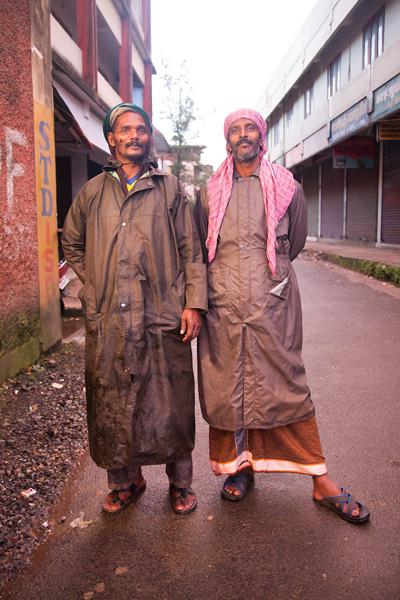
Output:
[34, 101, 61, 350]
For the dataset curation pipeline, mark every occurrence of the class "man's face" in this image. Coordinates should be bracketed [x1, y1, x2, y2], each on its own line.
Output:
[227, 118, 262, 163]
[107, 111, 149, 163]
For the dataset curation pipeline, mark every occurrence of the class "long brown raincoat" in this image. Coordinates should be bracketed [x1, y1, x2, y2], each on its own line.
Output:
[194, 173, 315, 432]
[62, 166, 207, 469]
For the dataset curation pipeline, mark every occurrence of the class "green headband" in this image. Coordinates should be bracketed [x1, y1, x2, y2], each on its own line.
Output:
[103, 103, 153, 139]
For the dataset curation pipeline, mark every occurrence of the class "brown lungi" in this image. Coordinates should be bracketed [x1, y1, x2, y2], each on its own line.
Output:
[209, 416, 327, 477]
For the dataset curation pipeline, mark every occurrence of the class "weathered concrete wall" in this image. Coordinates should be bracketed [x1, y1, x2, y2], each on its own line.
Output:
[30, 0, 62, 353]
[0, 0, 61, 383]
[0, 0, 41, 380]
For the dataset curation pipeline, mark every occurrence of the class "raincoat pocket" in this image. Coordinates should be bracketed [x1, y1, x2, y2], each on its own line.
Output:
[266, 274, 291, 323]
[79, 283, 102, 334]
[269, 236, 290, 282]
[268, 276, 290, 299]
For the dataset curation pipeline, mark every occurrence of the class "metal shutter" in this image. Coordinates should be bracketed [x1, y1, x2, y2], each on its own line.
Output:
[382, 141, 400, 244]
[346, 167, 378, 242]
[321, 160, 344, 239]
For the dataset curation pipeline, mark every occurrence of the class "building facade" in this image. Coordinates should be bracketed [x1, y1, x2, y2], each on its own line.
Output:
[258, 0, 400, 246]
[170, 146, 213, 203]
[0, 0, 154, 382]
[51, 0, 154, 228]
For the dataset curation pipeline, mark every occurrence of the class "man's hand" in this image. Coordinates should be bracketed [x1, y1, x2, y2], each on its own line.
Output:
[180, 309, 202, 343]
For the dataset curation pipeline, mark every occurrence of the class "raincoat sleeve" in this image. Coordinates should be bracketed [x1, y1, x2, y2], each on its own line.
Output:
[193, 190, 209, 263]
[172, 186, 207, 312]
[61, 189, 87, 284]
[287, 182, 308, 261]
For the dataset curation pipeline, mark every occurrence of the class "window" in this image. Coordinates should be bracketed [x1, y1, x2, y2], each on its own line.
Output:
[304, 85, 314, 118]
[51, 0, 77, 42]
[131, 0, 143, 28]
[272, 122, 280, 146]
[327, 55, 341, 98]
[285, 107, 294, 135]
[363, 7, 384, 68]
[97, 8, 120, 93]
[133, 72, 144, 107]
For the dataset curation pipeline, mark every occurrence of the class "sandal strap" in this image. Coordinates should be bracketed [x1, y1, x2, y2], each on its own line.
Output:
[223, 471, 253, 495]
[322, 488, 357, 516]
[104, 490, 124, 510]
[108, 487, 129, 497]
[170, 485, 193, 500]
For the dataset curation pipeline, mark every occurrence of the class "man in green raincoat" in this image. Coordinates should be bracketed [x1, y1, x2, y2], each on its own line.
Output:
[62, 103, 207, 515]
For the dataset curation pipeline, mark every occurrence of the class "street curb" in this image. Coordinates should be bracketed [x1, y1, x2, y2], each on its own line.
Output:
[303, 249, 400, 287]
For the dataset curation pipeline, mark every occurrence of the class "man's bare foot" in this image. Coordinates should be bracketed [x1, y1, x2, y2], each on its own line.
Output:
[313, 474, 361, 518]
[169, 486, 197, 515]
[221, 468, 254, 502]
[103, 476, 146, 514]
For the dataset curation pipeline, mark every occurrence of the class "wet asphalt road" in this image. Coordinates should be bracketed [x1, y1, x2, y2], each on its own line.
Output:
[2, 255, 400, 600]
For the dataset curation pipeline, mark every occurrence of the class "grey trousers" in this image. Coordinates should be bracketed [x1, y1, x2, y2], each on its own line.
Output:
[107, 455, 193, 491]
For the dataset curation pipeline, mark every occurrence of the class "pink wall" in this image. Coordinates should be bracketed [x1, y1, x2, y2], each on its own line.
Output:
[0, 1, 40, 367]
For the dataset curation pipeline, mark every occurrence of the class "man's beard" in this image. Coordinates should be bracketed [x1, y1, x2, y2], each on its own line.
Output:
[124, 140, 148, 164]
[232, 137, 261, 163]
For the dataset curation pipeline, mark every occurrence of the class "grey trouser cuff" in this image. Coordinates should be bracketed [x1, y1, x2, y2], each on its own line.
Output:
[107, 454, 193, 491]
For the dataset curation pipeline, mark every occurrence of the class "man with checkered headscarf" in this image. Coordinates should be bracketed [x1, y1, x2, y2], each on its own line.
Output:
[194, 109, 369, 524]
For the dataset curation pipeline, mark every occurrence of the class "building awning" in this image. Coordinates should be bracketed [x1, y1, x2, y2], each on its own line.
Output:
[53, 82, 109, 154]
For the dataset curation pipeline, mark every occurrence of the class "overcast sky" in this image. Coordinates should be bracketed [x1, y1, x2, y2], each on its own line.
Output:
[151, 0, 319, 167]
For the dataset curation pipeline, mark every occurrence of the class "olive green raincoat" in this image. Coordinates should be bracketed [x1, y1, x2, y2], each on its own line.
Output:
[62, 167, 207, 469]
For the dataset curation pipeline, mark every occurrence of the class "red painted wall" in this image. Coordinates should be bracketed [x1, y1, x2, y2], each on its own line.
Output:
[142, 0, 152, 120]
[0, 1, 40, 361]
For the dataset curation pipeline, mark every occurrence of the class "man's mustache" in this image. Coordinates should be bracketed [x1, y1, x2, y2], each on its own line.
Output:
[235, 137, 256, 149]
[125, 141, 146, 149]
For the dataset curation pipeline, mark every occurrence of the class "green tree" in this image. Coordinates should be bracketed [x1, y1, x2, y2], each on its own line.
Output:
[160, 60, 196, 180]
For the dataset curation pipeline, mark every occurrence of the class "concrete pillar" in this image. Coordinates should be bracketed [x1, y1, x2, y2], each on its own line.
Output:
[142, 0, 152, 120]
[343, 168, 347, 239]
[377, 141, 383, 244]
[30, 0, 62, 354]
[120, 14, 133, 102]
[317, 164, 322, 238]
[77, 0, 98, 91]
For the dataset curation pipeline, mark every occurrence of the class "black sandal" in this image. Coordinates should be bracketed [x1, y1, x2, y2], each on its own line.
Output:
[313, 488, 370, 524]
[221, 470, 254, 502]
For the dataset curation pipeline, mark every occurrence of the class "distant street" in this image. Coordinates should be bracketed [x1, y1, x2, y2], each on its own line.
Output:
[3, 255, 400, 600]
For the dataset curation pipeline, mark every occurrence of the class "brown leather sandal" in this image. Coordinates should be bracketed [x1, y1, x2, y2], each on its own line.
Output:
[102, 478, 146, 514]
[169, 485, 197, 515]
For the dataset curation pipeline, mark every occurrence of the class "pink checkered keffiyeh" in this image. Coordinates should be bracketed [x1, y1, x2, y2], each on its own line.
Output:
[206, 109, 296, 276]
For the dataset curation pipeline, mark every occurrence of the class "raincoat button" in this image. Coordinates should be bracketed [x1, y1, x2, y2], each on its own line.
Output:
[147, 181, 152, 186]
[121, 302, 126, 308]
[122, 222, 127, 227]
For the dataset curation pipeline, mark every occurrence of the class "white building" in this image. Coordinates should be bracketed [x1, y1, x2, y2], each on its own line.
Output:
[258, 0, 400, 245]
[50, 0, 155, 227]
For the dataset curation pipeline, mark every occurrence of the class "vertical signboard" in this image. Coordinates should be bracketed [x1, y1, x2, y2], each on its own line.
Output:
[33, 101, 61, 350]
[31, 0, 62, 351]
[372, 73, 400, 121]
